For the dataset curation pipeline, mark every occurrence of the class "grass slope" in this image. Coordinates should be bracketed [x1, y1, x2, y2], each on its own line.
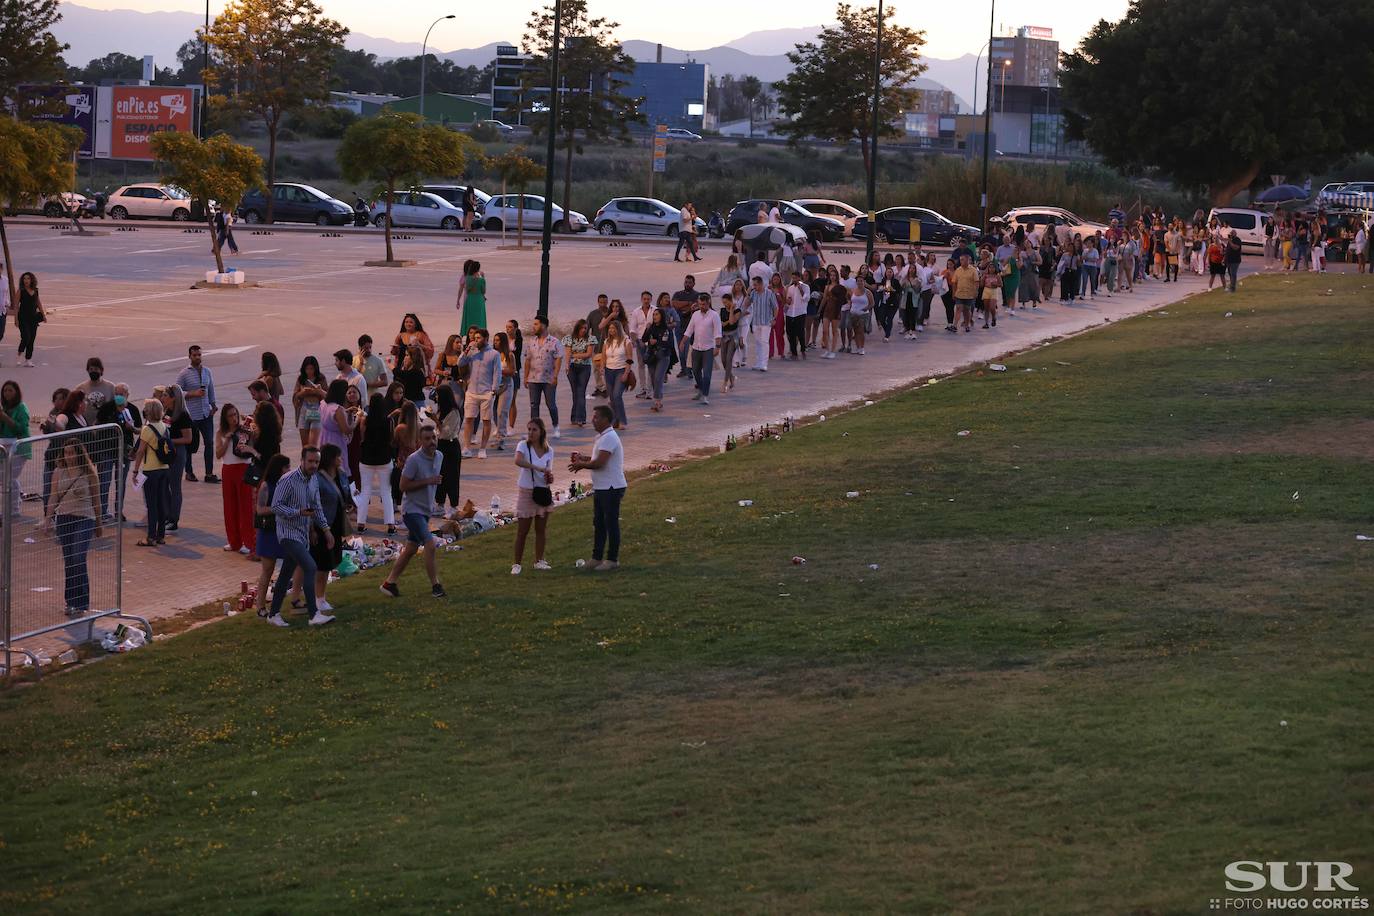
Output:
[1, 275, 1372, 913]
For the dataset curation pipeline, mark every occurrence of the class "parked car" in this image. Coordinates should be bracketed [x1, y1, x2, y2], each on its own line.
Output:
[851, 207, 981, 246]
[592, 197, 706, 236]
[368, 191, 465, 230]
[1208, 207, 1271, 250]
[7, 192, 88, 218]
[421, 184, 491, 219]
[476, 119, 516, 135]
[1000, 206, 1109, 240]
[107, 183, 198, 221]
[724, 199, 846, 241]
[237, 182, 355, 225]
[792, 198, 865, 237]
[482, 194, 589, 233]
[664, 128, 702, 142]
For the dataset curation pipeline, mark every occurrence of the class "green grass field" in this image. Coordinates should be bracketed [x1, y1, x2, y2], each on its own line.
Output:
[2, 273, 1371, 913]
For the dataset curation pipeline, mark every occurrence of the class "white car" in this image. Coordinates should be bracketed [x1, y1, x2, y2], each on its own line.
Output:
[792, 198, 865, 236]
[108, 183, 196, 221]
[482, 194, 589, 233]
[664, 128, 702, 142]
[593, 197, 705, 236]
[422, 184, 492, 218]
[369, 191, 465, 230]
[1001, 206, 1109, 240]
[1208, 208, 1271, 250]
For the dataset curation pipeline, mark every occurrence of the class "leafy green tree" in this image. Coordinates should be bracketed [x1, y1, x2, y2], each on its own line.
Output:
[338, 110, 478, 263]
[151, 132, 264, 274]
[516, 0, 643, 229]
[0, 0, 67, 114]
[773, 2, 926, 176]
[203, 0, 347, 223]
[486, 147, 547, 248]
[1061, 0, 1374, 204]
[0, 119, 80, 303]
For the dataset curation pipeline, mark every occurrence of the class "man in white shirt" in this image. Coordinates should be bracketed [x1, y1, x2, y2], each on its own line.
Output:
[783, 272, 808, 359]
[628, 290, 654, 398]
[333, 348, 368, 406]
[747, 252, 774, 286]
[568, 405, 626, 572]
[353, 334, 389, 395]
[685, 292, 722, 404]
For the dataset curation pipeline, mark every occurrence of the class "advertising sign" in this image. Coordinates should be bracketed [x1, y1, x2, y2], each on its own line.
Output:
[109, 86, 194, 160]
[20, 85, 95, 158]
[653, 123, 667, 174]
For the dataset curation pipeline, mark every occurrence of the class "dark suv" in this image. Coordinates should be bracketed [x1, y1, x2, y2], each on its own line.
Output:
[724, 199, 846, 241]
[237, 182, 355, 225]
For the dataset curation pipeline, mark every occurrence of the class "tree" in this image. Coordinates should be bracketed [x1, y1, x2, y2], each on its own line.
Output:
[739, 75, 762, 137]
[517, 0, 643, 229]
[773, 2, 926, 176]
[0, 119, 80, 304]
[203, 0, 347, 223]
[174, 37, 206, 85]
[486, 146, 546, 248]
[0, 0, 67, 114]
[338, 110, 477, 263]
[151, 132, 263, 275]
[1061, 0, 1374, 205]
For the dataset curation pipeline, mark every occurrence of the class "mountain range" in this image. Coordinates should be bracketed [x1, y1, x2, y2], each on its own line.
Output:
[53, 3, 976, 110]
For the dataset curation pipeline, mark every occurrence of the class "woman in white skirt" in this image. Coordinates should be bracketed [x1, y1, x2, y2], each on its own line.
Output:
[511, 417, 554, 575]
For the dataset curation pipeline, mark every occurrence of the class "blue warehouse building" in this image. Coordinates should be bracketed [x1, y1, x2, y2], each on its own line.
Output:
[624, 61, 710, 132]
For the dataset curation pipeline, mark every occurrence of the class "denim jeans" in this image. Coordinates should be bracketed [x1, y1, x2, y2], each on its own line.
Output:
[271, 537, 318, 617]
[56, 514, 95, 612]
[494, 380, 514, 439]
[1080, 265, 1100, 297]
[650, 355, 670, 400]
[605, 366, 628, 425]
[592, 486, 625, 562]
[527, 381, 559, 429]
[690, 349, 714, 397]
[1227, 262, 1239, 291]
[567, 363, 591, 425]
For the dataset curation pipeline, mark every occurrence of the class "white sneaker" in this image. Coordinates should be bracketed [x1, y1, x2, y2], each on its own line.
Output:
[239, 546, 250, 555]
[552, 427, 561, 439]
[511, 563, 522, 575]
[477, 449, 487, 459]
[266, 613, 289, 627]
[700, 398, 709, 405]
[534, 560, 552, 571]
[461, 449, 476, 459]
[691, 391, 701, 400]
[308, 612, 335, 626]
[316, 599, 334, 612]
[857, 348, 866, 355]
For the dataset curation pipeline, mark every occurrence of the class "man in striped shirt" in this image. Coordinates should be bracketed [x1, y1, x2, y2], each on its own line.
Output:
[265, 446, 335, 627]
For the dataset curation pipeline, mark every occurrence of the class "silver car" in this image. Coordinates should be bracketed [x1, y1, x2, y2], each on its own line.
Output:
[482, 194, 589, 233]
[368, 191, 465, 230]
[593, 197, 706, 237]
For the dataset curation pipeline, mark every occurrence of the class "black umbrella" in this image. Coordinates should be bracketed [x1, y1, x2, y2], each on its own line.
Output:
[1254, 184, 1308, 204]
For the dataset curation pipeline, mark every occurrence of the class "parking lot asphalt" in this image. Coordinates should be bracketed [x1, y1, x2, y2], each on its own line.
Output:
[0, 217, 1253, 659]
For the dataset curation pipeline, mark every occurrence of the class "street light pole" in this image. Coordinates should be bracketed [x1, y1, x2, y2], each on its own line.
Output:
[537, 0, 563, 321]
[866, 0, 883, 261]
[419, 14, 456, 122]
[200, 0, 209, 139]
[978, 0, 995, 234]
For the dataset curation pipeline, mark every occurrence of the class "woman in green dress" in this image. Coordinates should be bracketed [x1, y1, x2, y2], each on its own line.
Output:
[458, 260, 487, 332]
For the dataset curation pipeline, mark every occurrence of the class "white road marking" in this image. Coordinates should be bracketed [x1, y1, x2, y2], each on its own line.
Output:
[130, 244, 201, 254]
[144, 344, 256, 366]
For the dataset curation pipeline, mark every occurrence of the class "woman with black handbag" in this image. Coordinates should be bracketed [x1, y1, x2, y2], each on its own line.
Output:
[215, 403, 260, 559]
[511, 418, 554, 576]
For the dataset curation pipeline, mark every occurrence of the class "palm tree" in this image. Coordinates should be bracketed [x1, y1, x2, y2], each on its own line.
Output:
[740, 75, 762, 137]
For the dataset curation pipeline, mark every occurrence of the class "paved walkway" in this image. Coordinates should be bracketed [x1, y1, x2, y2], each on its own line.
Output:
[10, 259, 1285, 664]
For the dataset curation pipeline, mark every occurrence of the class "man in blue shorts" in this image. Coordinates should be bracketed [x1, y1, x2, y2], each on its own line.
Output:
[379, 425, 447, 599]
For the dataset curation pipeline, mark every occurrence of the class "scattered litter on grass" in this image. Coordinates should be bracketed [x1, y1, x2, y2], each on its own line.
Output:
[1158, 311, 1169, 315]
[664, 517, 677, 524]
[989, 363, 1007, 371]
[1357, 535, 1373, 541]
[792, 556, 807, 565]
[30, 586, 51, 593]
[1324, 289, 1334, 296]
[1224, 311, 1233, 317]
[596, 639, 611, 648]
[251, 790, 258, 796]
[738, 499, 753, 507]
[1055, 360, 1073, 367]
[818, 414, 826, 421]
[22, 537, 35, 544]
[846, 491, 860, 498]
[957, 430, 971, 437]
[57, 649, 78, 666]
[1280, 720, 1288, 727]
[864, 399, 875, 406]
[1292, 491, 1300, 501]
[1023, 368, 1035, 372]
[868, 563, 880, 570]
[778, 593, 791, 598]
[681, 741, 707, 749]
[904, 491, 913, 496]
[575, 559, 587, 569]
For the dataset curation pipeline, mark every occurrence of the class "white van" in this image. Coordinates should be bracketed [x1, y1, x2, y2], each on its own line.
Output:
[1209, 208, 1270, 250]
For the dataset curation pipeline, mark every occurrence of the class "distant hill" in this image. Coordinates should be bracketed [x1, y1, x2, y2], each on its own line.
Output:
[53, 3, 974, 110]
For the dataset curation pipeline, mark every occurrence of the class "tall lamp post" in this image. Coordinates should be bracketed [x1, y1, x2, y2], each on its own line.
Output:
[419, 14, 456, 121]
[537, 0, 563, 321]
[865, 0, 883, 261]
[200, 0, 209, 139]
[977, 0, 996, 234]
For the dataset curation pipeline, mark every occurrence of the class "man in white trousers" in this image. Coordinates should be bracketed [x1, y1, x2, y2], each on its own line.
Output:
[745, 274, 777, 373]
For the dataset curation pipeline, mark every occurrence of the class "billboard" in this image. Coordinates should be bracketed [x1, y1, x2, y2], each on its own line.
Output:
[19, 85, 95, 158]
[109, 87, 194, 160]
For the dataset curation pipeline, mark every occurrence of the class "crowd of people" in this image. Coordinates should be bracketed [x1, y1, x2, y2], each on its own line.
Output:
[0, 197, 1367, 628]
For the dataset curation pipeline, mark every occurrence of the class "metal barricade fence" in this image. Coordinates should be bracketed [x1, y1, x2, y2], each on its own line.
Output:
[2, 424, 149, 677]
